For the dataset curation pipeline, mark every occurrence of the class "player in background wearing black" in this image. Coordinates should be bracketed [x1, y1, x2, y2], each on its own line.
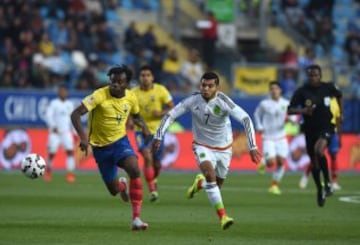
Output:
[288, 64, 343, 207]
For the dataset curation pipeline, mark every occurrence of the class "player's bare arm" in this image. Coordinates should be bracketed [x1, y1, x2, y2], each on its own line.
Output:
[71, 103, 89, 155]
[132, 113, 151, 141]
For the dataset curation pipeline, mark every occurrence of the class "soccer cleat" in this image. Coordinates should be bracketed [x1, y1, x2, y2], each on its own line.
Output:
[118, 177, 129, 202]
[331, 182, 341, 191]
[299, 175, 309, 189]
[268, 185, 282, 195]
[149, 191, 159, 203]
[186, 174, 205, 199]
[66, 172, 75, 183]
[131, 217, 149, 231]
[220, 215, 234, 230]
[317, 190, 326, 207]
[324, 183, 334, 197]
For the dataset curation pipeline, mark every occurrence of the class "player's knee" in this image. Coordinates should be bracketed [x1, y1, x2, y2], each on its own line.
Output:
[127, 165, 141, 179]
[106, 183, 118, 196]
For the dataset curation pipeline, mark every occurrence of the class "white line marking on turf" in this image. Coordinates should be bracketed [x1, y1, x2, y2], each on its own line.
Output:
[339, 196, 360, 204]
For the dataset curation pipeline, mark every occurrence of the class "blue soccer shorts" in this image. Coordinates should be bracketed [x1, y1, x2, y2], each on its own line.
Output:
[328, 133, 340, 155]
[135, 132, 164, 161]
[92, 136, 137, 183]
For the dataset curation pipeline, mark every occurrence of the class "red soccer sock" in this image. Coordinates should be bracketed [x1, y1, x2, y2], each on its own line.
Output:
[144, 166, 156, 192]
[130, 177, 143, 219]
[118, 181, 126, 192]
[217, 208, 226, 220]
[331, 159, 338, 182]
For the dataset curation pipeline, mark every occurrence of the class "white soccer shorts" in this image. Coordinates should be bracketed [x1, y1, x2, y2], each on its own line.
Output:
[48, 131, 74, 153]
[192, 143, 232, 179]
[262, 137, 289, 160]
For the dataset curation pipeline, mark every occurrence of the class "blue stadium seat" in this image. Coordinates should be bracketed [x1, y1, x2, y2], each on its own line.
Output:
[337, 0, 353, 6]
[298, 0, 310, 7]
[105, 9, 121, 24]
[331, 45, 346, 60]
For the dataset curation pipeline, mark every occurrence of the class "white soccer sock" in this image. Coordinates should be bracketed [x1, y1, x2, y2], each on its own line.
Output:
[66, 155, 75, 172]
[272, 165, 285, 182]
[201, 179, 207, 189]
[205, 182, 223, 206]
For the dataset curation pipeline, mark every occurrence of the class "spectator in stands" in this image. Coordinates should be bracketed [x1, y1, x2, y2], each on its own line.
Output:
[298, 47, 315, 70]
[279, 68, 298, 99]
[162, 48, 182, 91]
[281, 0, 304, 26]
[124, 21, 143, 54]
[298, 47, 316, 83]
[180, 48, 204, 92]
[201, 11, 218, 69]
[149, 47, 165, 83]
[75, 20, 94, 55]
[305, 0, 334, 20]
[279, 44, 298, 69]
[295, 13, 315, 42]
[39, 33, 55, 57]
[315, 16, 334, 53]
[142, 24, 157, 54]
[344, 28, 360, 67]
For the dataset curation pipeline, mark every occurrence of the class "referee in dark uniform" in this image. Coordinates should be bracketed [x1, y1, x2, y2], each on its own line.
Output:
[288, 64, 343, 207]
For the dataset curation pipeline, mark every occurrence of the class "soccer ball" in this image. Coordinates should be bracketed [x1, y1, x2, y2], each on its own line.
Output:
[21, 153, 46, 179]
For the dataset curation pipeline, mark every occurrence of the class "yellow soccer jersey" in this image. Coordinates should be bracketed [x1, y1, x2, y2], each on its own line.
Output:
[82, 86, 140, 147]
[132, 84, 172, 134]
[330, 97, 340, 131]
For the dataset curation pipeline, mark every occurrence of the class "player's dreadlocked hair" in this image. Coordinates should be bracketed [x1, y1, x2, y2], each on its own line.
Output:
[201, 72, 220, 85]
[107, 64, 133, 82]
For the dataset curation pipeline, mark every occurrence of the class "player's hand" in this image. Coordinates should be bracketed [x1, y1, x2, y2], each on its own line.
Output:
[303, 104, 316, 115]
[249, 148, 261, 164]
[79, 140, 89, 156]
[152, 139, 162, 152]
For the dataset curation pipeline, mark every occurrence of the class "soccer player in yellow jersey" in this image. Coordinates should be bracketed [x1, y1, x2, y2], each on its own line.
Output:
[71, 65, 150, 230]
[328, 97, 342, 190]
[132, 65, 174, 202]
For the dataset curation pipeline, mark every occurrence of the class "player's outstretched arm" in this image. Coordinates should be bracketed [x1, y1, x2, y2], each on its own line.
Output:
[71, 103, 89, 155]
[132, 113, 151, 142]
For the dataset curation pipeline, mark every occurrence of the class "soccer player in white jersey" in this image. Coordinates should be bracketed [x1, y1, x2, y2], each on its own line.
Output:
[254, 81, 290, 195]
[44, 85, 76, 182]
[152, 72, 261, 230]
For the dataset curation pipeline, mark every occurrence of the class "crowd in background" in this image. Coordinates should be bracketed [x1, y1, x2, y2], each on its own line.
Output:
[0, 0, 204, 94]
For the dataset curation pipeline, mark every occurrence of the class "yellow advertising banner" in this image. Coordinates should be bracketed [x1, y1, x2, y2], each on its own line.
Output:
[234, 66, 277, 95]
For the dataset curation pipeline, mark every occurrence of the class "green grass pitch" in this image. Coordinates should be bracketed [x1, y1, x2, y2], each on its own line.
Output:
[0, 171, 359, 245]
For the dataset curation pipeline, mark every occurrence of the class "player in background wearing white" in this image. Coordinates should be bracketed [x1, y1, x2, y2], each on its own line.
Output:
[152, 72, 261, 230]
[254, 81, 289, 195]
[44, 84, 76, 182]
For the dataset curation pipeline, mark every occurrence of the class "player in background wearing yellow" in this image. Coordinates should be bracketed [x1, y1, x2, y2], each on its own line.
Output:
[71, 65, 150, 230]
[132, 65, 174, 202]
[328, 97, 342, 190]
